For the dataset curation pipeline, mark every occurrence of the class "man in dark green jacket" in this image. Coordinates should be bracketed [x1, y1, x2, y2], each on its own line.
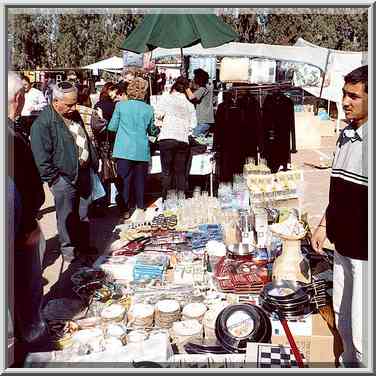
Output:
[31, 81, 99, 263]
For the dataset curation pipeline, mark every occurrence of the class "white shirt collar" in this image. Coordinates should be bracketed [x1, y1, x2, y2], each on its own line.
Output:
[355, 122, 367, 139]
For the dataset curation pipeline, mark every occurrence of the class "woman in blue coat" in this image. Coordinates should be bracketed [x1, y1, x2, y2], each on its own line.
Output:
[108, 77, 159, 220]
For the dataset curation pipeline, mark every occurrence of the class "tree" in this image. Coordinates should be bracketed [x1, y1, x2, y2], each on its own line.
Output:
[220, 12, 259, 43]
[8, 13, 52, 70]
[8, 9, 368, 70]
[55, 12, 142, 68]
[223, 11, 368, 51]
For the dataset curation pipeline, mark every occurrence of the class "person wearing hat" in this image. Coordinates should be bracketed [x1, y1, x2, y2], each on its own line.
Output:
[108, 77, 159, 221]
[30, 81, 99, 264]
[67, 70, 78, 84]
[186, 68, 214, 137]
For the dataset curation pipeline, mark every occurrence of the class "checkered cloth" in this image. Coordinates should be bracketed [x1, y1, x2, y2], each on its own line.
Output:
[64, 118, 90, 167]
[257, 344, 307, 368]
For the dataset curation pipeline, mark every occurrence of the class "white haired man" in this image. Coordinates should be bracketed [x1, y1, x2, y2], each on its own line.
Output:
[8, 71, 51, 355]
[30, 81, 99, 264]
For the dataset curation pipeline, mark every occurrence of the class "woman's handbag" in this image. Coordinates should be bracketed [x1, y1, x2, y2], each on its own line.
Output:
[101, 156, 118, 182]
[90, 110, 108, 135]
[99, 130, 118, 182]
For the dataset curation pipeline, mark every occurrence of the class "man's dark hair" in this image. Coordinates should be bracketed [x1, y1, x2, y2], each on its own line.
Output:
[21, 75, 31, 84]
[344, 65, 368, 93]
[194, 68, 209, 87]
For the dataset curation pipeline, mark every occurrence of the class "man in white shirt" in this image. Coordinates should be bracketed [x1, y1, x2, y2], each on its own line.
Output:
[21, 75, 47, 117]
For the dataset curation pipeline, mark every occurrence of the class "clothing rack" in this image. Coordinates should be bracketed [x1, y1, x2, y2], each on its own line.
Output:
[228, 80, 296, 108]
[219, 80, 298, 164]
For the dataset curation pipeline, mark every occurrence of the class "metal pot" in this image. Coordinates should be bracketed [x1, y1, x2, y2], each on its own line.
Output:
[227, 244, 251, 256]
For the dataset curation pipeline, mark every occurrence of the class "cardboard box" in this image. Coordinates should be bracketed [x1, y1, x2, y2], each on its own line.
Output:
[271, 313, 336, 367]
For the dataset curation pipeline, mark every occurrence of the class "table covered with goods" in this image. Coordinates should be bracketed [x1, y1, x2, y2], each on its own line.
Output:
[26, 160, 335, 369]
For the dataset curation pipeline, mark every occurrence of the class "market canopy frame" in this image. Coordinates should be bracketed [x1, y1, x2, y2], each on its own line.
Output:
[151, 42, 330, 72]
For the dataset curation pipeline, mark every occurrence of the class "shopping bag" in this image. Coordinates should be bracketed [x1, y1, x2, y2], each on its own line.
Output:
[101, 157, 118, 181]
[90, 170, 106, 201]
[99, 134, 118, 182]
[110, 183, 118, 205]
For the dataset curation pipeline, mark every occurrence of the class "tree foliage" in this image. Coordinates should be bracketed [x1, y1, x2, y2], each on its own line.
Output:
[8, 10, 367, 70]
[252, 13, 368, 50]
[8, 14, 53, 69]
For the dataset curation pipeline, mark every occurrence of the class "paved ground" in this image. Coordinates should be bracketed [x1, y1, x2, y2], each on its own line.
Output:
[38, 120, 339, 303]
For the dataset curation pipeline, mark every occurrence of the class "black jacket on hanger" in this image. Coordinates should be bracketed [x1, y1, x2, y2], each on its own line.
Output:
[261, 93, 296, 173]
[214, 94, 261, 182]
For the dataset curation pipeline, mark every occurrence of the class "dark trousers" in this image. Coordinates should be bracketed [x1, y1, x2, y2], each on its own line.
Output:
[50, 172, 92, 258]
[159, 139, 190, 200]
[100, 177, 125, 209]
[116, 159, 148, 210]
[13, 240, 47, 344]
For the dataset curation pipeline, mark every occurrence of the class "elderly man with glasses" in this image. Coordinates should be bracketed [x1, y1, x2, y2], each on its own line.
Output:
[30, 81, 99, 265]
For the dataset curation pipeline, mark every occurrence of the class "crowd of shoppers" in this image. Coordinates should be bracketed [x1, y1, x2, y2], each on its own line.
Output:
[7, 63, 369, 369]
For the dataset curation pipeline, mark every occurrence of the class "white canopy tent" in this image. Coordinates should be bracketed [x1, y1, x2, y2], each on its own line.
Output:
[151, 42, 329, 71]
[295, 38, 368, 133]
[294, 38, 367, 102]
[84, 41, 368, 133]
[83, 56, 123, 74]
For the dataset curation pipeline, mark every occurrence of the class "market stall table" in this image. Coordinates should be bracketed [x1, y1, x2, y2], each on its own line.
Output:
[25, 162, 336, 368]
[149, 151, 215, 196]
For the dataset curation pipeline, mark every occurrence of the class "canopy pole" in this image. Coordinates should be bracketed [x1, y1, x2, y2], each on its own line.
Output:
[149, 50, 153, 97]
[149, 76, 153, 97]
[180, 48, 186, 77]
[318, 49, 331, 101]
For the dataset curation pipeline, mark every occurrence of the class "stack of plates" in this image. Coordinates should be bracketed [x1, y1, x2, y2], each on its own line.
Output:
[172, 319, 203, 346]
[182, 303, 207, 323]
[128, 303, 155, 329]
[155, 300, 181, 329]
[259, 280, 328, 320]
[215, 303, 272, 353]
[100, 304, 126, 323]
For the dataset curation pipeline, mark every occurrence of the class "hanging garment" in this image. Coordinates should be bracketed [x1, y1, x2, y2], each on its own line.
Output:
[261, 93, 296, 173]
[214, 94, 261, 182]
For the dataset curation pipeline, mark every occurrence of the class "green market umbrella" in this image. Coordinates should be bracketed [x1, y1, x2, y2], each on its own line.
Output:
[120, 13, 239, 74]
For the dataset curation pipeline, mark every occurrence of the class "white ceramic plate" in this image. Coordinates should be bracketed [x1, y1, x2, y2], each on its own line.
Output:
[156, 299, 180, 313]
